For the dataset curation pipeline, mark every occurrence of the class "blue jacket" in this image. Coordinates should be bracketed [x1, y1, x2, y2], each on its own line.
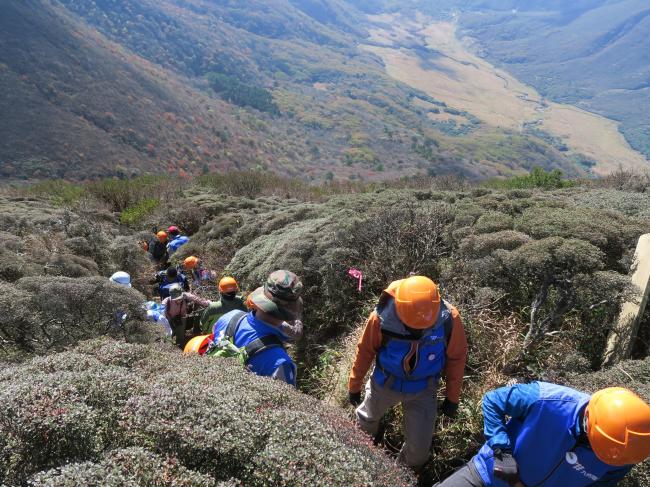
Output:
[373, 298, 450, 393]
[473, 382, 632, 487]
[167, 235, 189, 255]
[212, 310, 296, 386]
[158, 273, 188, 299]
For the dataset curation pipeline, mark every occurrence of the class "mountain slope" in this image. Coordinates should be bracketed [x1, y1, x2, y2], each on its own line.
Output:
[0, 0, 307, 179]
[1, 0, 640, 181]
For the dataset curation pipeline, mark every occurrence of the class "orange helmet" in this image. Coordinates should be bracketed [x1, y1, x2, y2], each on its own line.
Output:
[183, 334, 212, 355]
[586, 387, 650, 466]
[391, 276, 440, 329]
[219, 276, 239, 294]
[183, 256, 200, 270]
[246, 293, 256, 310]
[156, 231, 168, 243]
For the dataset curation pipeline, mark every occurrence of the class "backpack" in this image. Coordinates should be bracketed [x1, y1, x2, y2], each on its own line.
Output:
[206, 311, 284, 365]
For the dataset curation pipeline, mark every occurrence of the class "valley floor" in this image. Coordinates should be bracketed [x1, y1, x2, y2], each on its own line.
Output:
[362, 14, 649, 175]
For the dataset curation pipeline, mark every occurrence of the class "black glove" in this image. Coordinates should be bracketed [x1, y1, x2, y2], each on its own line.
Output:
[493, 448, 520, 486]
[349, 391, 362, 406]
[440, 398, 459, 418]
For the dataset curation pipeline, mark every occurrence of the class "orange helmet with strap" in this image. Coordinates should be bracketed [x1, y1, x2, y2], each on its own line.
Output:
[183, 256, 200, 270]
[219, 276, 239, 294]
[586, 387, 650, 466]
[385, 276, 440, 330]
[183, 334, 212, 355]
[156, 231, 168, 243]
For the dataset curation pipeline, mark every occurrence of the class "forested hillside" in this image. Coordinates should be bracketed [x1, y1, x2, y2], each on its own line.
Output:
[1, 0, 628, 181]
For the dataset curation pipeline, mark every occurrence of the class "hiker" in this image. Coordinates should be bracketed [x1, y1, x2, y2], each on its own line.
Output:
[199, 276, 248, 333]
[209, 270, 303, 386]
[435, 383, 650, 487]
[155, 266, 189, 299]
[141, 231, 169, 269]
[162, 283, 211, 348]
[109, 271, 132, 327]
[348, 276, 468, 470]
[183, 256, 216, 288]
[166, 225, 189, 256]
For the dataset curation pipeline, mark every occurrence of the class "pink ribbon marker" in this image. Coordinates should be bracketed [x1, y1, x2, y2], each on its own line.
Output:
[348, 268, 363, 292]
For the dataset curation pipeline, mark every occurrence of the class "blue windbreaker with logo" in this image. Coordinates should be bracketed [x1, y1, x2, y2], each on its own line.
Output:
[473, 382, 632, 487]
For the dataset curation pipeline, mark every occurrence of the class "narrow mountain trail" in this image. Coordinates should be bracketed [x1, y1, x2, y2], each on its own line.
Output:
[362, 13, 649, 175]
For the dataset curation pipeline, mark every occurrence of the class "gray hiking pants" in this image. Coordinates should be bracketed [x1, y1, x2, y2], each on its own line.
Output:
[434, 462, 484, 487]
[355, 377, 437, 468]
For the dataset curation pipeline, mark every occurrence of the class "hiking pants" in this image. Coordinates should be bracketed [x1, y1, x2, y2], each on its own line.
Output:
[170, 317, 187, 348]
[355, 376, 437, 468]
[434, 462, 484, 487]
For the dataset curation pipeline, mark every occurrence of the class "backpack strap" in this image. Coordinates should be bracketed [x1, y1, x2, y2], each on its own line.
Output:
[224, 311, 248, 340]
[244, 335, 284, 361]
[222, 310, 284, 363]
[442, 299, 454, 346]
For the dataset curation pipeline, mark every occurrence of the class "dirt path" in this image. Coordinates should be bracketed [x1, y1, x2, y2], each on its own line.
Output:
[362, 15, 649, 175]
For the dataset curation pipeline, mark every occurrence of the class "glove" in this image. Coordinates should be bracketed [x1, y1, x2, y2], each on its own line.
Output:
[440, 398, 459, 418]
[493, 448, 520, 486]
[349, 391, 362, 407]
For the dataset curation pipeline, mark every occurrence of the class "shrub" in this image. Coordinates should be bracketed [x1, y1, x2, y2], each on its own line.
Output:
[46, 253, 99, 277]
[88, 176, 179, 213]
[473, 211, 514, 234]
[29, 448, 224, 486]
[458, 230, 531, 259]
[0, 277, 150, 355]
[485, 167, 575, 190]
[120, 198, 161, 226]
[0, 249, 27, 282]
[514, 206, 644, 266]
[24, 180, 86, 207]
[0, 339, 414, 487]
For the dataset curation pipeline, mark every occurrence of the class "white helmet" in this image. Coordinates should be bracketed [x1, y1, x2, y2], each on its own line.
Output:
[110, 271, 132, 288]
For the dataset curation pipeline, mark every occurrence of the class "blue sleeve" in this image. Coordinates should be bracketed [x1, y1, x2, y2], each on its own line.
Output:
[483, 382, 540, 450]
[589, 467, 632, 486]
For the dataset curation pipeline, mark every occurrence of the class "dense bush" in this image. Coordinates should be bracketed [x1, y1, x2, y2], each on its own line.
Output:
[0, 339, 414, 486]
[0, 277, 151, 356]
[29, 448, 231, 486]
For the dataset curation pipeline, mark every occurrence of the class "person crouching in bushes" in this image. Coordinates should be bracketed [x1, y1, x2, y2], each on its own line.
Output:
[209, 270, 304, 386]
[166, 225, 189, 257]
[163, 283, 211, 348]
[141, 230, 169, 270]
[434, 383, 650, 487]
[183, 256, 217, 289]
[154, 266, 189, 300]
[348, 276, 468, 470]
[200, 276, 247, 333]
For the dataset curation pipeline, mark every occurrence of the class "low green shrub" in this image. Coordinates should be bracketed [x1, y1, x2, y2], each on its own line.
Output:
[0, 339, 414, 487]
[0, 277, 151, 355]
[120, 198, 160, 226]
[485, 167, 575, 190]
[24, 180, 86, 207]
[29, 448, 228, 486]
